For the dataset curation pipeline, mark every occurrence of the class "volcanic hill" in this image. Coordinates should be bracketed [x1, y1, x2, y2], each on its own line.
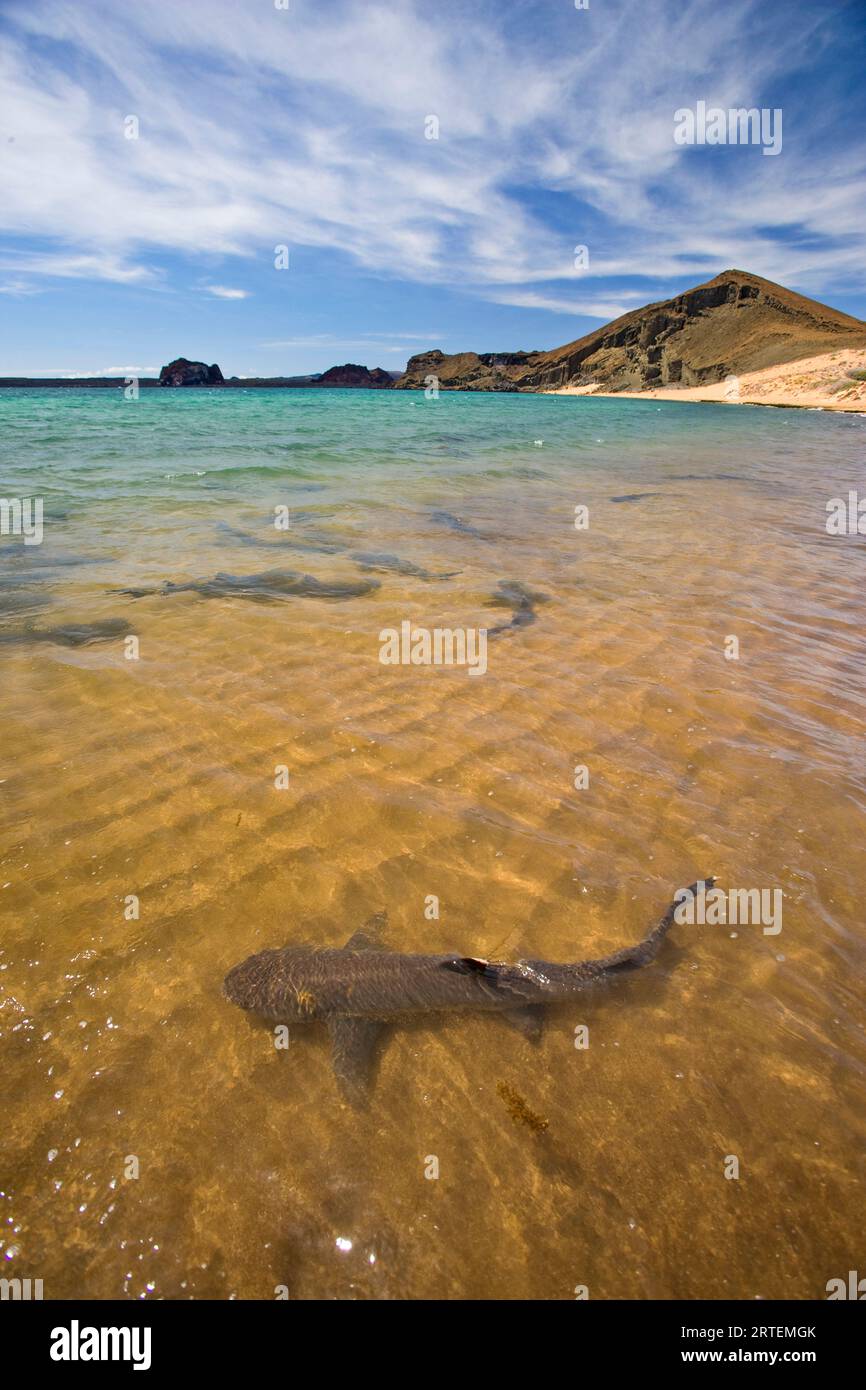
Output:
[393, 271, 866, 392]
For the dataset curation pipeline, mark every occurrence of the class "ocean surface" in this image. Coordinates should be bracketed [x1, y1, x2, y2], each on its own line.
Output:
[1, 386, 864, 1300]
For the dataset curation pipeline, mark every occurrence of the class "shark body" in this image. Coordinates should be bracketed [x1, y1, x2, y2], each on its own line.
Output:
[0, 617, 130, 647]
[350, 551, 459, 581]
[112, 569, 379, 602]
[224, 879, 712, 1104]
[484, 579, 550, 636]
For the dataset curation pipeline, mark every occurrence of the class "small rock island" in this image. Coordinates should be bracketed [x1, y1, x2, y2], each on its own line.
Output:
[158, 358, 225, 386]
[156, 358, 395, 388]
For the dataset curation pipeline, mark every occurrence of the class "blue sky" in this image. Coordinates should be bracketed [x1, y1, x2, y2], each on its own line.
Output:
[1, 0, 864, 377]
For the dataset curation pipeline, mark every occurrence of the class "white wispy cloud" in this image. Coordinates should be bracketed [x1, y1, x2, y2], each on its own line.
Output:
[0, 279, 42, 295]
[21, 366, 159, 377]
[0, 0, 863, 318]
[260, 332, 443, 349]
[0, 248, 157, 283]
[486, 290, 648, 319]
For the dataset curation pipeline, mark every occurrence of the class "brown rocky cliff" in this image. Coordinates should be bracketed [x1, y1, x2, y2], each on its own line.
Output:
[394, 272, 866, 392]
[394, 348, 539, 392]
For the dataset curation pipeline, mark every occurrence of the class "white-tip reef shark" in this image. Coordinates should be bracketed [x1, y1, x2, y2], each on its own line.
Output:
[224, 878, 713, 1105]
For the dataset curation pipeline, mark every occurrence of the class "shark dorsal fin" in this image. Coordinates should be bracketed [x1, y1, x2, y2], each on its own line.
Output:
[343, 911, 387, 951]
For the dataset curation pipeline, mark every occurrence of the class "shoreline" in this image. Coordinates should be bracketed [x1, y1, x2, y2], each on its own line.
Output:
[543, 347, 866, 413]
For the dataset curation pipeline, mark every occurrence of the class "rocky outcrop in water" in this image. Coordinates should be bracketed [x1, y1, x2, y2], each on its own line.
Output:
[154, 361, 393, 388]
[314, 364, 394, 388]
[159, 358, 225, 386]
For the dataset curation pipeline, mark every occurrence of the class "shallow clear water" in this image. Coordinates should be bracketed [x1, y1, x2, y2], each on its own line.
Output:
[1, 387, 865, 1299]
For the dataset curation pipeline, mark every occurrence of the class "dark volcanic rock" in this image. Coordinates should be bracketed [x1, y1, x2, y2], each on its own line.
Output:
[159, 358, 224, 387]
[314, 363, 394, 388]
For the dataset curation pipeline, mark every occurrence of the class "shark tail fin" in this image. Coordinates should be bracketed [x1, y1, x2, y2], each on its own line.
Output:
[597, 878, 715, 974]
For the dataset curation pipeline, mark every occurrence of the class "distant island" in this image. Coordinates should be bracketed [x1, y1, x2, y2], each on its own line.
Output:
[0, 359, 400, 390]
[157, 357, 398, 389]
[2, 272, 864, 409]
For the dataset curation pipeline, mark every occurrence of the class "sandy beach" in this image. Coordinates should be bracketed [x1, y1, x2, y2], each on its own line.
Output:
[545, 347, 866, 411]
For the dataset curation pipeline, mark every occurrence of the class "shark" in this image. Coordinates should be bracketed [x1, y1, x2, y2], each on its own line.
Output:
[216, 522, 346, 555]
[0, 617, 131, 647]
[223, 878, 713, 1105]
[215, 526, 461, 579]
[484, 579, 550, 636]
[609, 492, 662, 503]
[430, 510, 492, 541]
[350, 551, 460, 581]
[111, 569, 379, 602]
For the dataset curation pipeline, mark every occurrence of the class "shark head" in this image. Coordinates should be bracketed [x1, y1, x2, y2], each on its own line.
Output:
[222, 954, 262, 1010]
[223, 948, 322, 1022]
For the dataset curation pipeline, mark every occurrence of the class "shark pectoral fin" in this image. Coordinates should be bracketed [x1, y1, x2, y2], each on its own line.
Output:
[343, 911, 388, 951]
[328, 1016, 387, 1108]
[502, 1006, 544, 1043]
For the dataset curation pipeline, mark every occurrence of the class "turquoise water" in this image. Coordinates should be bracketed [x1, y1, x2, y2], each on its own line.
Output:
[3, 384, 865, 511]
[3, 385, 865, 611]
[1, 387, 865, 1300]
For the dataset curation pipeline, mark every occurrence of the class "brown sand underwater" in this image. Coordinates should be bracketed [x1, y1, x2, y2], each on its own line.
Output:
[1, 388, 865, 1299]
